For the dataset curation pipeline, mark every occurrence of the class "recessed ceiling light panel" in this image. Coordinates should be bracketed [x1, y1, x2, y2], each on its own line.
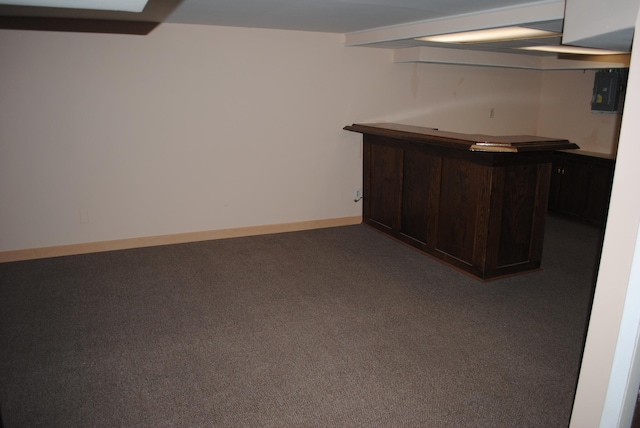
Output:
[519, 45, 627, 55]
[416, 26, 560, 44]
[0, 0, 149, 12]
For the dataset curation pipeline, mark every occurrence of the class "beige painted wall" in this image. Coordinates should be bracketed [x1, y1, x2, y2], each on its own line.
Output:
[538, 69, 623, 154]
[368, 62, 543, 136]
[0, 24, 544, 252]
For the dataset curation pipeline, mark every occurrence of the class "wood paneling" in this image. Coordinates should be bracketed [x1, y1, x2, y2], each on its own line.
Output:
[435, 158, 486, 266]
[400, 147, 438, 245]
[496, 164, 538, 267]
[364, 138, 403, 231]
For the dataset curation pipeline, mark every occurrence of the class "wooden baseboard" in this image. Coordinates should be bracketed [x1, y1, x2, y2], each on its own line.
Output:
[0, 216, 362, 263]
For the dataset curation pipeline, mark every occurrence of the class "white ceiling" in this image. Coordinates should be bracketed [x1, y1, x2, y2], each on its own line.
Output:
[0, 0, 630, 66]
[166, 0, 554, 34]
[0, 0, 566, 46]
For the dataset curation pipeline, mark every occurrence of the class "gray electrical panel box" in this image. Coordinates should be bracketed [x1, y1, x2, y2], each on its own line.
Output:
[591, 69, 627, 113]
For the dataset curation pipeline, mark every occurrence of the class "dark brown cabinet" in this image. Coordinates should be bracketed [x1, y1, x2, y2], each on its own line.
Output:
[548, 151, 615, 227]
[346, 123, 578, 281]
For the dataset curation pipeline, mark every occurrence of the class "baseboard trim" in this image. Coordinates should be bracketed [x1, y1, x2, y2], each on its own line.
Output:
[0, 216, 362, 263]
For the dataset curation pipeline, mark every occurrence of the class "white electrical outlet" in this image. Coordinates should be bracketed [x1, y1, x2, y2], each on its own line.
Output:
[354, 188, 362, 202]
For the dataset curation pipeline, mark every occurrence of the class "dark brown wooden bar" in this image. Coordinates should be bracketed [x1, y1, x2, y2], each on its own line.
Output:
[344, 122, 579, 280]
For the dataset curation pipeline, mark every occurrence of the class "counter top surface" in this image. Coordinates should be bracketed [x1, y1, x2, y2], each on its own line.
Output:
[344, 122, 579, 153]
[557, 149, 616, 160]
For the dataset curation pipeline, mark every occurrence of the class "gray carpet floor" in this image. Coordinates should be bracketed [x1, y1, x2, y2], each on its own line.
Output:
[0, 215, 602, 427]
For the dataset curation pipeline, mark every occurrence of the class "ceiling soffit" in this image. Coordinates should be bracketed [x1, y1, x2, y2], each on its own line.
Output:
[344, 1, 629, 69]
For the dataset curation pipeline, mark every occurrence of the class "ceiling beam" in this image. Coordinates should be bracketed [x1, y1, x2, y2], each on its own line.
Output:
[344, 0, 566, 47]
[393, 46, 630, 70]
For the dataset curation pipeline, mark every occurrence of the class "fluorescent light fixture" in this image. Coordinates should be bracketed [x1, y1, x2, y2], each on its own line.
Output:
[0, 0, 149, 12]
[416, 26, 560, 44]
[519, 45, 627, 55]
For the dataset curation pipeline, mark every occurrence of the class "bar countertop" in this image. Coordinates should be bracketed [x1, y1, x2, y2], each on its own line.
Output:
[344, 122, 579, 153]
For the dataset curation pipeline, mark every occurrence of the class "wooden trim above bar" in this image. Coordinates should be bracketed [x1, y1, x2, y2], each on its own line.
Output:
[344, 123, 579, 153]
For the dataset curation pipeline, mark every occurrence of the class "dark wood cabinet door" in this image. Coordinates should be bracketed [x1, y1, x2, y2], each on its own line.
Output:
[548, 157, 563, 211]
[557, 159, 590, 218]
[548, 152, 615, 227]
[585, 163, 615, 226]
